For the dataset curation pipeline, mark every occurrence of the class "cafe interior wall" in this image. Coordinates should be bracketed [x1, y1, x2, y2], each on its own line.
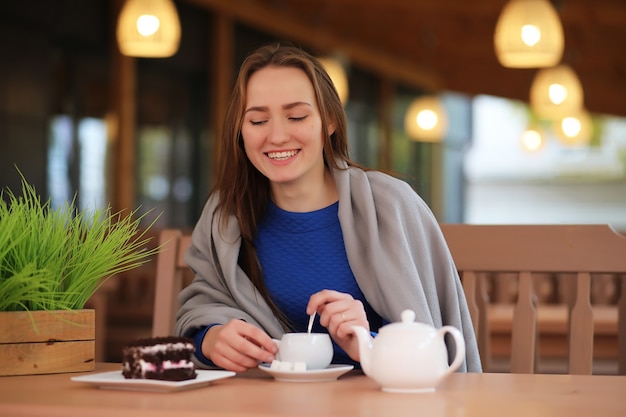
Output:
[1, 0, 625, 233]
[0, 0, 212, 229]
[0, 0, 442, 226]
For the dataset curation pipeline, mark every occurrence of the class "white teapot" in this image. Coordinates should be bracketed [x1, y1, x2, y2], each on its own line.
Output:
[352, 309, 465, 393]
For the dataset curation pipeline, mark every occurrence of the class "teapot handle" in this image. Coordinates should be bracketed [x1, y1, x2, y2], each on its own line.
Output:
[438, 326, 466, 376]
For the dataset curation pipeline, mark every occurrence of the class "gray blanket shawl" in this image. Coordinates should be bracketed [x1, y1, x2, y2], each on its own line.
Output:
[176, 163, 482, 372]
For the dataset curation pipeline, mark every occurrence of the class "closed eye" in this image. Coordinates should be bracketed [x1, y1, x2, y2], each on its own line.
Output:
[289, 115, 308, 122]
[250, 120, 267, 126]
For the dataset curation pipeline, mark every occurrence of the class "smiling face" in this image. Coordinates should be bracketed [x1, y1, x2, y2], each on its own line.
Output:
[241, 65, 331, 195]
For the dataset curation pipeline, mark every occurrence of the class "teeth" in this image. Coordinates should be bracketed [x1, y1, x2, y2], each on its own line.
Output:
[267, 150, 298, 160]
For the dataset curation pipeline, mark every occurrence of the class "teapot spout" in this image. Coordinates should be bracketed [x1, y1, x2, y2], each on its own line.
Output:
[351, 325, 374, 375]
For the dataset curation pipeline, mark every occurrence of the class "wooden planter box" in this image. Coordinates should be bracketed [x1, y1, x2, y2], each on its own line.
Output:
[0, 309, 95, 376]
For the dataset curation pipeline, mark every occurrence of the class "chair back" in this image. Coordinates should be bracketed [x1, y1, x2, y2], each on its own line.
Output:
[151, 225, 626, 374]
[152, 229, 192, 337]
[440, 224, 626, 374]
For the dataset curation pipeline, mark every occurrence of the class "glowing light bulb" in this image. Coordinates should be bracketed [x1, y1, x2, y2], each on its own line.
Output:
[136, 14, 160, 36]
[548, 83, 567, 105]
[553, 109, 592, 146]
[404, 96, 447, 142]
[521, 129, 543, 151]
[417, 110, 439, 130]
[318, 57, 349, 105]
[116, 0, 181, 57]
[561, 117, 582, 137]
[521, 24, 541, 46]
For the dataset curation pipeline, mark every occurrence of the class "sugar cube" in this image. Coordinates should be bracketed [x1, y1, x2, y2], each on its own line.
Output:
[293, 362, 307, 372]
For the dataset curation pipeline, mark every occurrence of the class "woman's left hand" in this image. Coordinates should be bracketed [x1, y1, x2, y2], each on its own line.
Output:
[306, 289, 370, 362]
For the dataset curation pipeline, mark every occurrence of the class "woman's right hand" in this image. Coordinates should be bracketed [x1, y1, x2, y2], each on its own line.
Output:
[202, 319, 278, 372]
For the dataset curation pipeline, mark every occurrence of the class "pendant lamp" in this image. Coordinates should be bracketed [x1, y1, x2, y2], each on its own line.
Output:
[530, 64, 584, 120]
[318, 57, 349, 106]
[117, 0, 181, 58]
[553, 109, 592, 147]
[494, 0, 564, 68]
[404, 96, 448, 142]
[520, 126, 544, 152]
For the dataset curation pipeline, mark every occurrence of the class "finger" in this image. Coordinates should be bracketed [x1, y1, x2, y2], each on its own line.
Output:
[232, 324, 278, 357]
[213, 337, 268, 369]
[335, 315, 366, 339]
[233, 334, 276, 363]
[211, 349, 252, 373]
[211, 321, 276, 368]
[328, 301, 368, 335]
[307, 290, 352, 315]
[328, 308, 353, 333]
[316, 299, 354, 327]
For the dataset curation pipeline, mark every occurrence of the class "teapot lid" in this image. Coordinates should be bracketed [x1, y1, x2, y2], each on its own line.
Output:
[400, 309, 416, 324]
[382, 309, 422, 332]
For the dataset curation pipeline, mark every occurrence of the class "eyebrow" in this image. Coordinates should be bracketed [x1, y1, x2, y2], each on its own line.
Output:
[244, 101, 312, 114]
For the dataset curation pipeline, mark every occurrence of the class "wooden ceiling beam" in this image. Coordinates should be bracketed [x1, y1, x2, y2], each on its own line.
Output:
[182, 0, 442, 91]
[182, 0, 626, 117]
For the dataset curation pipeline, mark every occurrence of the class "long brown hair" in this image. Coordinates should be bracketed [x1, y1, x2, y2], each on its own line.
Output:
[212, 43, 356, 329]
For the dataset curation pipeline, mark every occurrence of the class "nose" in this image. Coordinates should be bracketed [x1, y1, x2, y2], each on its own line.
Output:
[268, 119, 289, 144]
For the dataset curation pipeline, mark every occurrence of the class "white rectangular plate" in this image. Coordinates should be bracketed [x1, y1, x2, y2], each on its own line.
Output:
[71, 370, 236, 393]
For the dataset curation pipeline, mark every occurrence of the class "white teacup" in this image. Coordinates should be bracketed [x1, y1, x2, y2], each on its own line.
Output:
[274, 333, 333, 370]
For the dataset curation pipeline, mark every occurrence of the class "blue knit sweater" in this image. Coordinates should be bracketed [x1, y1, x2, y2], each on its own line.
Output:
[193, 200, 382, 367]
[256, 201, 383, 366]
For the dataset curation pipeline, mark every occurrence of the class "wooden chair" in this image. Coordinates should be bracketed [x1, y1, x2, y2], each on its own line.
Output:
[150, 225, 626, 375]
[152, 229, 192, 337]
[440, 224, 626, 375]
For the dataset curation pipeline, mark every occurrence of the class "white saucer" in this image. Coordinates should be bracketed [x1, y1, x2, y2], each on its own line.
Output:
[257, 363, 354, 382]
[71, 370, 236, 393]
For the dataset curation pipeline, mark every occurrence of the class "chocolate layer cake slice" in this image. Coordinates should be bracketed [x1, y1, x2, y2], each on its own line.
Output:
[122, 336, 197, 381]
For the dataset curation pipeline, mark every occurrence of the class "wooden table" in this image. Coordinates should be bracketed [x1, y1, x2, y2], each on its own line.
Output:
[1, 363, 625, 417]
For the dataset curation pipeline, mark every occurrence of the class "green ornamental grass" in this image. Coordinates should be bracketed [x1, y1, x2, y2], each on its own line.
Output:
[0, 173, 159, 312]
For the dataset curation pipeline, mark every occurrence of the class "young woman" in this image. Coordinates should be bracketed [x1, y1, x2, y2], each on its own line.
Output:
[175, 43, 482, 373]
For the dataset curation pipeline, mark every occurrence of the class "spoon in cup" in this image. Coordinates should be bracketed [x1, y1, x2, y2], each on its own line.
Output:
[307, 312, 316, 334]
